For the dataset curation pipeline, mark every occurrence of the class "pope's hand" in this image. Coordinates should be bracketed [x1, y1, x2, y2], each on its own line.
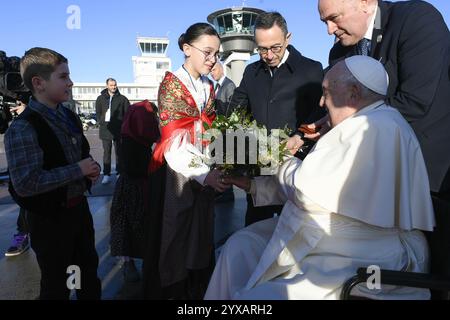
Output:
[286, 135, 304, 155]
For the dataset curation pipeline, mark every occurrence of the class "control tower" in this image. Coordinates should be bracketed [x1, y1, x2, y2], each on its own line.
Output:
[207, 7, 265, 85]
[132, 37, 171, 86]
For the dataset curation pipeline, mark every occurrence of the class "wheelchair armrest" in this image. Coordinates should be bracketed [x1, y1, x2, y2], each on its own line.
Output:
[341, 267, 450, 299]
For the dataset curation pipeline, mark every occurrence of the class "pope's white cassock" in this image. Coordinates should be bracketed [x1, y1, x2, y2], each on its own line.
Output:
[205, 101, 436, 300]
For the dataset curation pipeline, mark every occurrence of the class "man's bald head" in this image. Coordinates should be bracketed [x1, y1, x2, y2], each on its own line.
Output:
[318, 0, 377, 46]
[211, 62, 224, 81]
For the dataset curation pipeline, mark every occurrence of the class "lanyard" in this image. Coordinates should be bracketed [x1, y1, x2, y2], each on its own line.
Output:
[182, 65, 207, 111]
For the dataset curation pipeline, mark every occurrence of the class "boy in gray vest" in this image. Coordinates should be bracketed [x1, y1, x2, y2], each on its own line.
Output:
[5, 47, 102, 299]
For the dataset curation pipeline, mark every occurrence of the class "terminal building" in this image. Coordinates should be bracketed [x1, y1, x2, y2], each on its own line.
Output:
[72, 37, 171, 114]
[73, 6, 264, 114]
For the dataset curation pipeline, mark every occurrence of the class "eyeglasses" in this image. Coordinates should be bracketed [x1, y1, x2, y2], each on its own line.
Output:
[189, 44, 220, 62]
[256, 44, 284, 55]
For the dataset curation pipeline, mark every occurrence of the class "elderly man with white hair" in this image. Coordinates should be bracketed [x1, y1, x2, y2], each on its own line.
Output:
[204, 56, 435, 300]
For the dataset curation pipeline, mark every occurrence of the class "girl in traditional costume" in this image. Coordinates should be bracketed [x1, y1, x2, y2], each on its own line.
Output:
[142, 23, 228, 299]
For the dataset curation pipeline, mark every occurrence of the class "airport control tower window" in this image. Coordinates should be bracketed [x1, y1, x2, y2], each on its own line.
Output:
[242, 13, 254, 34]
[140, 41, 168, 54]
[211, 10, 261, 36]
[224, 14, 233, 33]
[216, 16, 226, 35]
[232, 13, 243, 33]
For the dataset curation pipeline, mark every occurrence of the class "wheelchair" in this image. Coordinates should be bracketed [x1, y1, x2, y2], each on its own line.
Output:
[341, 195, 450, 300]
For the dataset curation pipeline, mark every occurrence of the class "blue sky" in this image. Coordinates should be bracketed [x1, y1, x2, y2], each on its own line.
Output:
[1, 0, 449, 83]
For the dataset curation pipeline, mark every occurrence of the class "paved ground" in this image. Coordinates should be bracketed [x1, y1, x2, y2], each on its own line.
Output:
[0, 128, 247, 300]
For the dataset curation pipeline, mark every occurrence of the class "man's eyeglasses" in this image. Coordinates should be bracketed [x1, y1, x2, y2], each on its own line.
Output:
[189, 44, 220, 62]
[256, 44, 284, 55]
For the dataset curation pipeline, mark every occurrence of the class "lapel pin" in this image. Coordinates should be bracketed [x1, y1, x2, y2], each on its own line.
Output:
[376, 34, 383, 43]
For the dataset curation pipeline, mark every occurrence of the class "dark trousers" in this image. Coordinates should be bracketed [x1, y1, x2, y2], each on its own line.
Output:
[26, 198, 101, 300]
[426, 191, 450, 299]
[16, 207, 29, 234]
[429, 190, 450, 272]
[102, 139, 121, 175]
[245, 194, 283, 227]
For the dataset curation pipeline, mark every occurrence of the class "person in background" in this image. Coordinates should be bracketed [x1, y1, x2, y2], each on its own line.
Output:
[110, 100, 160, 283]
[210, 62, 236, 203]
[4, 101, 30, 257]
[210, 62, 236, 117]
[95, 78, 130, 184]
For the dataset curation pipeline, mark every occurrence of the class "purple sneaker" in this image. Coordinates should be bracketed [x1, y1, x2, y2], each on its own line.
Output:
[4, 233, 30, 257]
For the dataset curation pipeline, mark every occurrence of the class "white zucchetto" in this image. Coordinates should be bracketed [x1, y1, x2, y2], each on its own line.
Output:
[344, 55, 389, 95]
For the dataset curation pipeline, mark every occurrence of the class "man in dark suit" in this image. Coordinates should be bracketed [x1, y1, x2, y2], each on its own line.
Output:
[317, 0, 450, 198]
[95, 78, 130, 184]
[211, 62, 236, 116]
[229, 12, 324, 226]
[211, 62, 237, 202]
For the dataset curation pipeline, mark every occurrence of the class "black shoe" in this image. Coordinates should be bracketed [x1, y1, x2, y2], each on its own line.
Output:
[5, 233, 30, 257]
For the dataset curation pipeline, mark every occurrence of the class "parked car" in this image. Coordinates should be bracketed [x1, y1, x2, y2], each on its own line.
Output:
[79, 113, 98, 131]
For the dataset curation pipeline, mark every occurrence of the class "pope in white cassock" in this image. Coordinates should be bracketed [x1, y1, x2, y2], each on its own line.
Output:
[204, 56, 436, 300]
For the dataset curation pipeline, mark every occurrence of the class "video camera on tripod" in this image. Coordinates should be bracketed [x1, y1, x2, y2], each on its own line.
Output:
[0, 50, 31, 134]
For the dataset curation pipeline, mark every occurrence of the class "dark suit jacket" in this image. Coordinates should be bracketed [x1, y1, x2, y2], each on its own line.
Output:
[215, 77, 236, 116]
[95, 89, 130, 140]
[329, 0, 450, 193]
[230, 45, 324, 132]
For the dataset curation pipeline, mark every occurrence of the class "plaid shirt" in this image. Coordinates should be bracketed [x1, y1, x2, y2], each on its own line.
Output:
[5, 99, 87, 199]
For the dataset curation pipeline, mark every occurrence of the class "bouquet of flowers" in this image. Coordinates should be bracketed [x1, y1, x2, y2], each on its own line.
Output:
[191, 107, 292, 177]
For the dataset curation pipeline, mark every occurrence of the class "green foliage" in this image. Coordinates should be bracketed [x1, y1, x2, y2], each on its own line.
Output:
[200, 107, 293, 177]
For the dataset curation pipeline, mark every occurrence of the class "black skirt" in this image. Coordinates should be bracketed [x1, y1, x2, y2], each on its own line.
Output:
[110, 174, 148, 259]
[142, 164, 216, 300]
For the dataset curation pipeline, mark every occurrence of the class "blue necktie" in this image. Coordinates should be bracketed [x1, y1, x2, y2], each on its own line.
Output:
[357, 38, 371, 56]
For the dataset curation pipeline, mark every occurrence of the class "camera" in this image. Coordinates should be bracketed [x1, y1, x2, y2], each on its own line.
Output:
[0, 50, 31, 134]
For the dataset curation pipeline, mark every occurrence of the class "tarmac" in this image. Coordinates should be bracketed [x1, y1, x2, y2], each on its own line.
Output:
[0, 128, 246, 300]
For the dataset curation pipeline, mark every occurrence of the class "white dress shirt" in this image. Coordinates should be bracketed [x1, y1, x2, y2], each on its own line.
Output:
[269, 48, 290, 77]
